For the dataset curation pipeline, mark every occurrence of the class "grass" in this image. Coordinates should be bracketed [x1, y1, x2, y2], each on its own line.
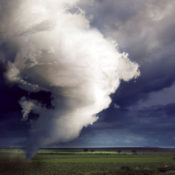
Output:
[0, 148, 175, 175]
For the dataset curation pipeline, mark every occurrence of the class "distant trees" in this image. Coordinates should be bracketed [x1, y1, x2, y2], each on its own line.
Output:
[83, 148, 88, 152]
[117, 149, 122, 154]
[132, 149, 137, 155]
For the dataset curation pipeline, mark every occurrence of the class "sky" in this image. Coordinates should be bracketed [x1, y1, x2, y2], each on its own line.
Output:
[0, 0, 175, 149]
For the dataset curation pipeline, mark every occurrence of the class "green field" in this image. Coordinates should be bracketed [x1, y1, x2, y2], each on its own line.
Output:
[0, 148, 175, 175]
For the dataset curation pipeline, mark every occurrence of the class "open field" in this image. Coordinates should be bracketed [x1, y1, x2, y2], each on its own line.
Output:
[0, 148, 175, 175]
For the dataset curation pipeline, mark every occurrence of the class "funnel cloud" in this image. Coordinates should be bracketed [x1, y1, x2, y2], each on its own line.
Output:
[0, 0, 139, 159]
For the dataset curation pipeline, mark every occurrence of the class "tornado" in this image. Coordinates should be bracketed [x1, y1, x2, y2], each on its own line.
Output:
[0, 0, 140, 159]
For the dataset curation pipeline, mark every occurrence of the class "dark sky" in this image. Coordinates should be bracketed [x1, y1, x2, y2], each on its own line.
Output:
[1, 0, 175, 148]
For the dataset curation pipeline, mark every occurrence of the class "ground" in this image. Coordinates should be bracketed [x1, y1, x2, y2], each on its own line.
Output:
[0, 148, 175, 175]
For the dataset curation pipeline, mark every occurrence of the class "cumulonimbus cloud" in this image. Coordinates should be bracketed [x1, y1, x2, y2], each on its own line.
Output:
[0, 0, 140, 159]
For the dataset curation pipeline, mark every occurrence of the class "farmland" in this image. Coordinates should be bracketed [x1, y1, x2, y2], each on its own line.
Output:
[0, 148, 175, 175]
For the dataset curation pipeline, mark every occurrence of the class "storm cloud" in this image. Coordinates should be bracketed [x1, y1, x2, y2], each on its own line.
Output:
[0, 0, 175, 150]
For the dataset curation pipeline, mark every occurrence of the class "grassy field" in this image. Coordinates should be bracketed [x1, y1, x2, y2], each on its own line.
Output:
[0, 148, 175, 175]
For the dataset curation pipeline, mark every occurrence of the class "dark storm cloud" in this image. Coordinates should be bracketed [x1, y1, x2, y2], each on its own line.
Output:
[113, 56, 175, 107]
[64, 102, 175, 147]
